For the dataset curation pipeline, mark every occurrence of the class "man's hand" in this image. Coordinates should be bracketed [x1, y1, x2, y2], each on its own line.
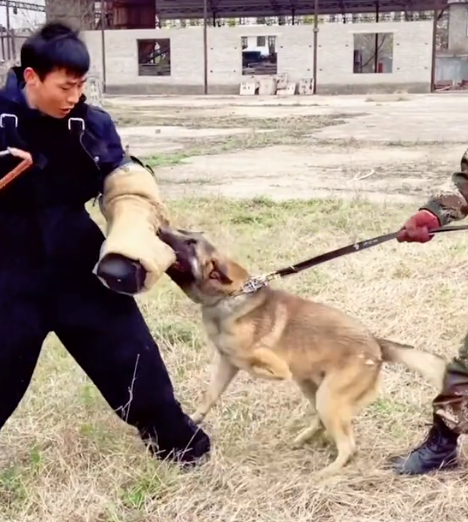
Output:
[5, 147, 33, 162]
[396, 209, 441, 243]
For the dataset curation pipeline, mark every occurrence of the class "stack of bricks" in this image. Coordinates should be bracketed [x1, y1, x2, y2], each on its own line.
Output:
[239, 73, 314, 96]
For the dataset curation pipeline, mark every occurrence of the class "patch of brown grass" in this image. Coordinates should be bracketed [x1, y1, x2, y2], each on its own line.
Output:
[2, 196, 468, 521]
[112, 109, 350, 132]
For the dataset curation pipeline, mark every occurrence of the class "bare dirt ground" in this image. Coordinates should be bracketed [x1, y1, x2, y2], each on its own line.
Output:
[106, 92, 468, 205]
[5, 92, 468, 522]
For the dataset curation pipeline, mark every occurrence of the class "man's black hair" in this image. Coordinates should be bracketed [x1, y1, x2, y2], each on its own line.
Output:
[20, 21, 90, 80]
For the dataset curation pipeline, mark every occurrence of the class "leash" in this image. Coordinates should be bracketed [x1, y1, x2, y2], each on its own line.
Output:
[0, 147, 33, 191]
[239, 224, 468, 294]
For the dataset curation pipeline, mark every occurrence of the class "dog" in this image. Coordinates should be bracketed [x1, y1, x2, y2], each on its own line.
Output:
[158, 226, 448, 476]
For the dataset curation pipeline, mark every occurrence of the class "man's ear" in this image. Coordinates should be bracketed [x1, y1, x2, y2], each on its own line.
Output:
[23, 67, 38, 86]
[210, 259, 233, 284]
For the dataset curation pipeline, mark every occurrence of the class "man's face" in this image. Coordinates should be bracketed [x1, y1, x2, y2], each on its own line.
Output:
[23, 67, 87, 119]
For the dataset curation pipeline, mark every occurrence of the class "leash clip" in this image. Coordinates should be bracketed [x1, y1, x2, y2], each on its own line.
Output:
[240, 274, 273, 294]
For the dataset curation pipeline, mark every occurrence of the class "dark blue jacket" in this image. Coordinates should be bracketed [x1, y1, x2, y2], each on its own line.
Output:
[0, 67, 125, 210]
[0, 68, 126, 274]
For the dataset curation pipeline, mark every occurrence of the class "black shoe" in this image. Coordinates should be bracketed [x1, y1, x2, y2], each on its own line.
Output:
[139, 415, 211, 468]
[393, 415, 459, 475]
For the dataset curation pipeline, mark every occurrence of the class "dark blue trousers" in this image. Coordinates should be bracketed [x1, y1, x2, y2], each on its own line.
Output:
[0, 206, 210, 463]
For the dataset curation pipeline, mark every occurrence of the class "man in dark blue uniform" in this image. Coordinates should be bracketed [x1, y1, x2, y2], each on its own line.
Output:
[0, 21, 211, 466]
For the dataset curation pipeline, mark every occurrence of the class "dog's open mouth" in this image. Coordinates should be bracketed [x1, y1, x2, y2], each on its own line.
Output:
[158, 226, 202, 281]
[172, 260, 185, 272]
[171, 258, 194, 274]
[166, 260, 196, 286]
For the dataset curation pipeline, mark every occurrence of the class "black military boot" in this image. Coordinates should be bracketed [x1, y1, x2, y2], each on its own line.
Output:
[393, 414, 459, 475]
[138, 414, 211, 469]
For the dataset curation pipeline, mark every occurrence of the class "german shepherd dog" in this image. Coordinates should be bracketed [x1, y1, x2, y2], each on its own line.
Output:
[158, 226, 447, 476]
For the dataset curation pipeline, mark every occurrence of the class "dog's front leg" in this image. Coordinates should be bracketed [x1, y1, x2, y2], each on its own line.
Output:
[248, 348, 292, 381]
[192, 352, 239, 424]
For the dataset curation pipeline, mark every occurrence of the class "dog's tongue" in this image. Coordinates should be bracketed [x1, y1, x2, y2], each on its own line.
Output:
[173, 256, 194, 274]
[173, 260, 186, 272]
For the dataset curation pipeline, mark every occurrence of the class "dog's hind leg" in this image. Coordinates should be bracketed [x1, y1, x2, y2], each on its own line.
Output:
[291, 380, 327, 449]
[191, 351, 239, 424]
[314, 383, 357, 477]
[314, 364, 381, 477]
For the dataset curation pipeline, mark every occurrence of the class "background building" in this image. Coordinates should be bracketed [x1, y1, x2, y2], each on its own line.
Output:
[1, 0, 468, 93]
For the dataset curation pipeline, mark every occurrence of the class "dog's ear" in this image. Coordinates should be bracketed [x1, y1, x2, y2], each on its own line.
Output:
[209, 259, 233, 285]
[178, 228, 201, 234]
[178, 228, 205, 236]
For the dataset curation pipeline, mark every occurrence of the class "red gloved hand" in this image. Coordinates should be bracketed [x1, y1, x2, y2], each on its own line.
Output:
[396, 209, 441, 243]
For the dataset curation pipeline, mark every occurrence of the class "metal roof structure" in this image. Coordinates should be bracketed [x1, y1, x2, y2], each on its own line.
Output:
[0, 0, 449, 21]
[155, 0, 446, 18]
[0, 0, 44, 12]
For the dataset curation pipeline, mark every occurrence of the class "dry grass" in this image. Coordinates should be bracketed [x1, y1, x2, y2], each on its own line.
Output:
[108, 106, 352, 131]
[3, 195, 468, 521]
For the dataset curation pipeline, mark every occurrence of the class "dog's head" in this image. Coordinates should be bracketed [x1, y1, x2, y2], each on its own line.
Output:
[158, 226, 251, 306]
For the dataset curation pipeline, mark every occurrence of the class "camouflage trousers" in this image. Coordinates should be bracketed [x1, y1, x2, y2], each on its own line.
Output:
[434, 331, 468, 434]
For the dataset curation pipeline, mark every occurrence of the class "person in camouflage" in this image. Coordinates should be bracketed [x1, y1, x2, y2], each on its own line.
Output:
[394, 149, 468, 475]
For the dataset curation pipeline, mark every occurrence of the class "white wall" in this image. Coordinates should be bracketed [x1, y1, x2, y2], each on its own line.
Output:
[82, 20, 433, 94]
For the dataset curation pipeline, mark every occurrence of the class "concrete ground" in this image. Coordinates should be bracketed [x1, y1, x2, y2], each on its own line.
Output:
[105, 92, 468, 204]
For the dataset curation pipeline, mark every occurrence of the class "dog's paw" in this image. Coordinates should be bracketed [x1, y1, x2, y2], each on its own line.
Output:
[314, 467, 340, 479]
[291, 439, 305, 450]
[190, 411, 205, 424]
[290, 419, 329, 449]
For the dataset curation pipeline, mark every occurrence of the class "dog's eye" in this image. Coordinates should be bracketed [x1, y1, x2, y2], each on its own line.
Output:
[186, 239, 197, 246]
[209, 270, 220, 280]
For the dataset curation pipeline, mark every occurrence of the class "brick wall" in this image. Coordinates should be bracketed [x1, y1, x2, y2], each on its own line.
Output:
[82, 20, 433, 95]
[318, 21, 433, 93]
[83, 27, 205, 93]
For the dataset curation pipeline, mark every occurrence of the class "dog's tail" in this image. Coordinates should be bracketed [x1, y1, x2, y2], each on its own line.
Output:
[377, 338, 446, 390]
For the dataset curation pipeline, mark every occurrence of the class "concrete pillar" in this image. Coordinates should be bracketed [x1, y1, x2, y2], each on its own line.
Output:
[448, 1, 468, 53]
